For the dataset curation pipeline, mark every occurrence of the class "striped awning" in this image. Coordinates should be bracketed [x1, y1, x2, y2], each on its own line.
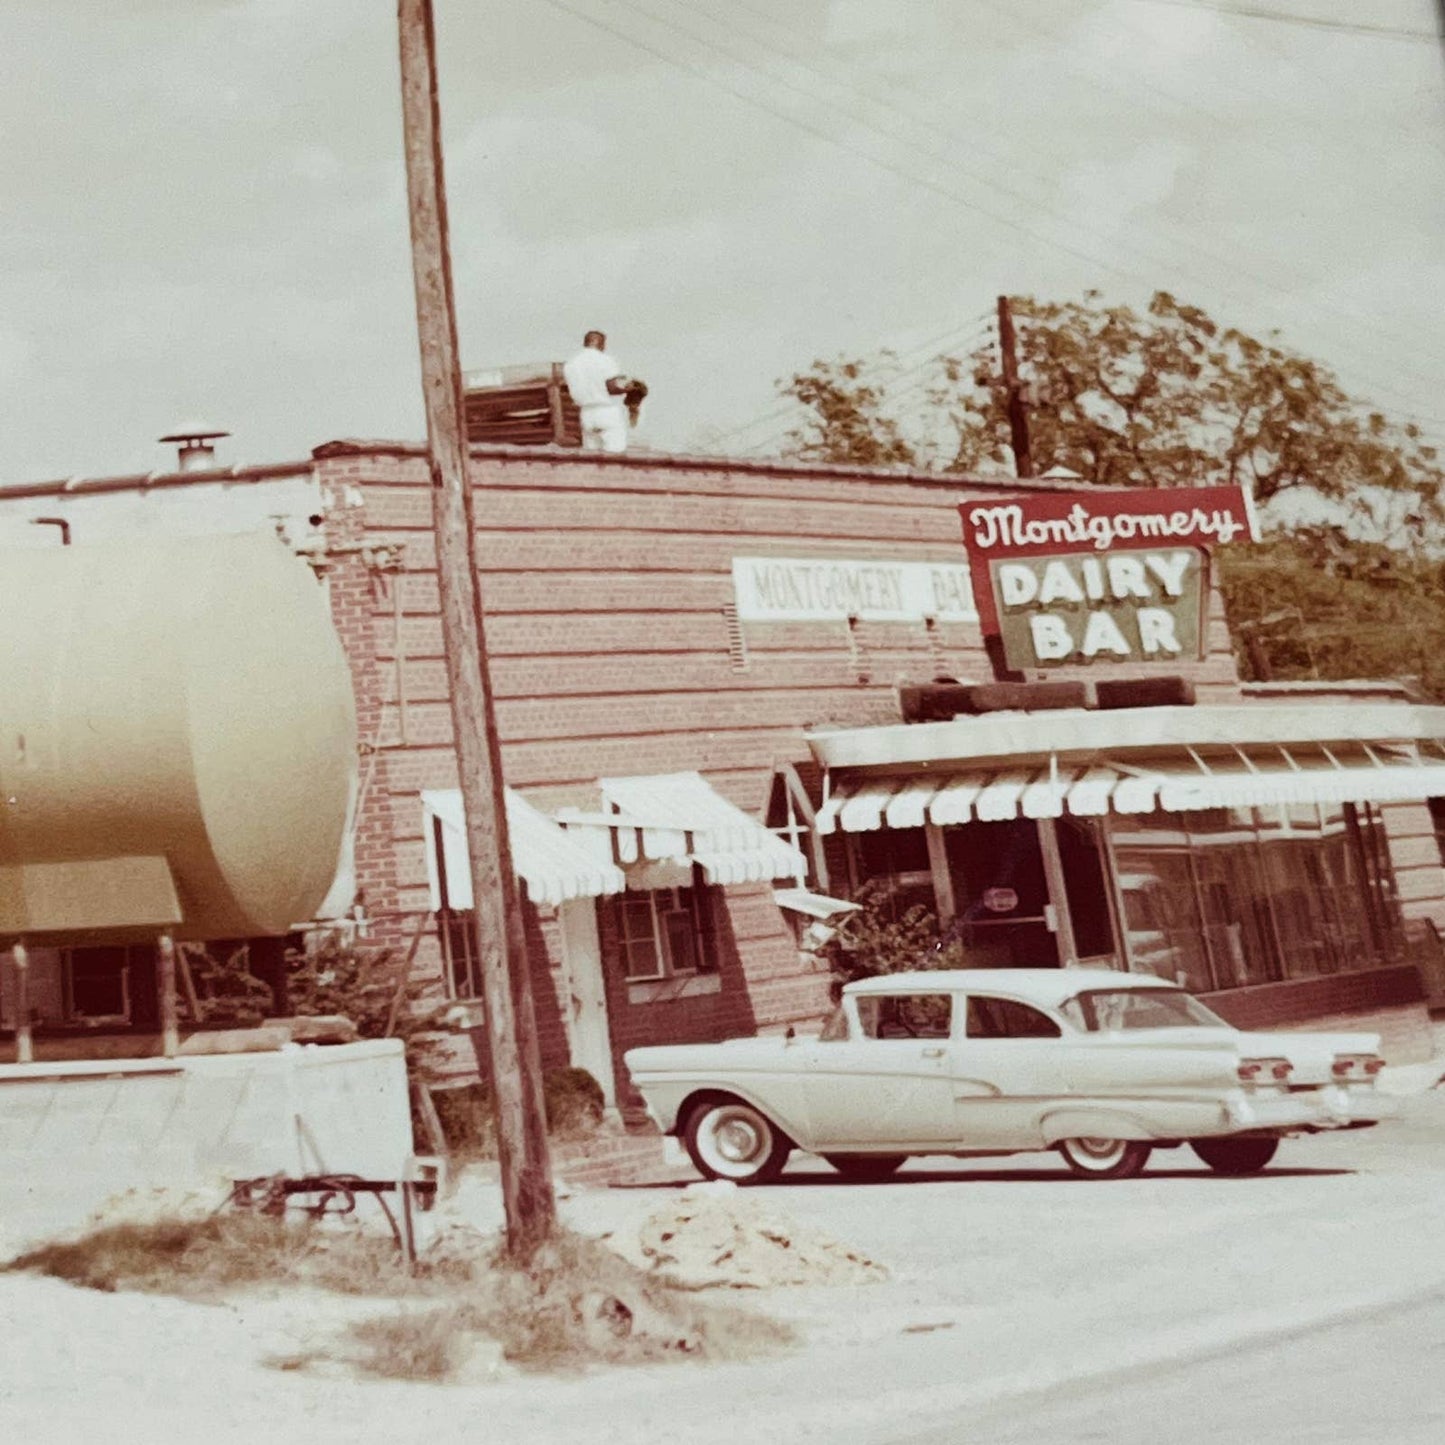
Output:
[815, 740, 1445, 833]
[557, 771, 808, 887]
[422, 788, 626, 909]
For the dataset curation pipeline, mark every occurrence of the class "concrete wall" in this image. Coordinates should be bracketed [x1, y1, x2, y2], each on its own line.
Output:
[0, 1040, 413, 1252]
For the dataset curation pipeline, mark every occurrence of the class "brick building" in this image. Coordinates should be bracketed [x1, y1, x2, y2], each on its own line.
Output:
[3, 441, 1444, 1110]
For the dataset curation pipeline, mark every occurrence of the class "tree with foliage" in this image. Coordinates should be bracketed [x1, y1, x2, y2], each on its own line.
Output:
[784, 292, 1441, 511]
[779, 291, 1444, 693]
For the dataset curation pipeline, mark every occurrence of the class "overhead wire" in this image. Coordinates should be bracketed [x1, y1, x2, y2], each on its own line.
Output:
[709, 312, 996, 446]
[686, 0, 1445, 393]
[1115, 0, 1441, 42]
[538, 0, 1444, 450]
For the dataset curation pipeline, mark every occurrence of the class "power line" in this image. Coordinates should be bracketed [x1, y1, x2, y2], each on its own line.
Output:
[709, 314, 995, 445]
[635, 0, 1445, 405]
[696, 0, 1445, 391]
[540, 0, 1445, 439]
[536, 0, 1156, 280]
[1117, 0, 1440, 42]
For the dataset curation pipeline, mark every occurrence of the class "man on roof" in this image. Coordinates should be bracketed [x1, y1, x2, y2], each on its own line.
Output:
[562, 330, 645, 453]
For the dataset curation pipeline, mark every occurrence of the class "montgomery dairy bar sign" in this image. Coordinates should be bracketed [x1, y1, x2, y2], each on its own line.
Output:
[959, 486, 1258, 670]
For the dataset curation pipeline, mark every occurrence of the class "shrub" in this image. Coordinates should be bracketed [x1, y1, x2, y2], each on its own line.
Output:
[816, 881, 971, 997]
[427, 1067, 607, 1158]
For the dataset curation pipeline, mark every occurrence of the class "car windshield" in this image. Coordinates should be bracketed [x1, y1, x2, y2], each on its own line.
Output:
[1061, 988, 1229, 1033]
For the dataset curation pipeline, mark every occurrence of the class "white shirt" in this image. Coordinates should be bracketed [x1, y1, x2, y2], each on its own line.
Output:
[563, 347, 624, 409]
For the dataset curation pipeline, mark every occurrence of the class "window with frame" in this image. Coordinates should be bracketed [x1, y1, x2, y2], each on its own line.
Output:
[1110, 802, 1403, 992]
[966, 995, 1061, 1039]
[1429, 798, 1445, 868]
[616, 885, 720, 983]
[439, 911, 482, 999]
[62, 945, 155, 1027]
[855, 991, 953, 1039]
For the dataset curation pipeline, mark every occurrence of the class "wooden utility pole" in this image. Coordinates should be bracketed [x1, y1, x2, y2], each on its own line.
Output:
[397, 0, 555, 1258]
[983, 295, 1034, 682]
[996, 295, 1035, 479]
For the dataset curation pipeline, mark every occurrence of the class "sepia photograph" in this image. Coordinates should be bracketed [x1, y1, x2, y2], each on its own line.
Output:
[2, 3, 1444, 1441]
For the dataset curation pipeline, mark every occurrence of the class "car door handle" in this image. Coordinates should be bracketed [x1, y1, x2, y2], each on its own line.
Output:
[921, 1046, 946, 1058]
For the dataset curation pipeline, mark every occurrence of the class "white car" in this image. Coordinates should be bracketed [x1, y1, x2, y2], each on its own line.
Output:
[623, 969, 1394, 1184]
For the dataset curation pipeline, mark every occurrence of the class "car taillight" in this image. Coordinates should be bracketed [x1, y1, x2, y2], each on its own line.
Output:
[1332, 1054, 1385, 1080]
[1239, 1057, 1292, 1084]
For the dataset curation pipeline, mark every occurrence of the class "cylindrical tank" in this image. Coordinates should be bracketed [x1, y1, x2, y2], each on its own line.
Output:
[0, 532, 357, 941]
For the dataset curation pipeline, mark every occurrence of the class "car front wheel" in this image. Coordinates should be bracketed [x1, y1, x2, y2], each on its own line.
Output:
[683, 1099, 791, 1185]
[821, 1154, 908, 1181]
[1058, 1137, 1152, 1180]
[1190, 1137, 1279, 1175]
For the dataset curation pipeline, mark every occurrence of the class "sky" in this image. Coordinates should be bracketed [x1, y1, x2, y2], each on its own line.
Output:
[1, 0, 1443, 483]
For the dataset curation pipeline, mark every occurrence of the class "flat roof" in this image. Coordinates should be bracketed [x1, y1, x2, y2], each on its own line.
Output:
[0, 439, 1100, 505]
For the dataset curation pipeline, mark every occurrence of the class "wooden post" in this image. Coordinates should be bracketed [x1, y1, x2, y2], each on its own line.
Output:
[398, 0, 555, 1258]
[548, 362, 567, 446]
[1036, 819, 1080, 966]
[997, 295, 1034, 479]
[924, 824, 957, 926]
[158, 934, 180, 1057]
[12, 942, 33, 1065]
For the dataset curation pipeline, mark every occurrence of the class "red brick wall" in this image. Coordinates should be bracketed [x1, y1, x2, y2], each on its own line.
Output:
[1200, 964, 1429, 1059]
[315, 443, 1243, 1091]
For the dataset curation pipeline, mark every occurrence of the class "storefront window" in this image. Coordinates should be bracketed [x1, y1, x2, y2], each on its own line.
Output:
[1110, 803, 1402, 992]
[851, 827, 936, 921]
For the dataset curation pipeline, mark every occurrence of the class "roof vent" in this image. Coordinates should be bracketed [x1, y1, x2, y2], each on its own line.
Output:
[159, 425, 230, 473]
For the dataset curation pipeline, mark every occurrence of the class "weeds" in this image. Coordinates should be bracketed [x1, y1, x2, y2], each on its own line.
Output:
[5, 1213, 794, 1383]
[346, 1305, 482, 1381]
[4, 1214, 418, 1301]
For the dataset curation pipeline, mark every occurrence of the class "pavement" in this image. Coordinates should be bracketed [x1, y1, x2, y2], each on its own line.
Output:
[3, 1079, 1445, 1444]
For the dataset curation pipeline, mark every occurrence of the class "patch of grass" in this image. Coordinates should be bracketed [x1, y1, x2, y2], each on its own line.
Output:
[4, 1214, 420, 1301]
[7, 1214, 795, 1383]
[347, 1304, 481, 1381]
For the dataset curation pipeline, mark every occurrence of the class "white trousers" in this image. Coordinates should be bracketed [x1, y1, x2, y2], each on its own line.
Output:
[580, 404, 629, 453]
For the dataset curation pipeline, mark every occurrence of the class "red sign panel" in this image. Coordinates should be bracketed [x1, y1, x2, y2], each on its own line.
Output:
[957, 485, 1259, 671]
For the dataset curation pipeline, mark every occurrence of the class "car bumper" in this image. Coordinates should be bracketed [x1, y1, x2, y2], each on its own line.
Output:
[1224, 1085, 1396, 1133]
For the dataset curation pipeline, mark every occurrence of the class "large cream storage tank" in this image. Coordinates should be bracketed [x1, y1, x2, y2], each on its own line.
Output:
[0, 532, 357, 942]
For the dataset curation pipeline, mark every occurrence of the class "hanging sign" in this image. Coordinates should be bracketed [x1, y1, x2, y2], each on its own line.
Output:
[958, 486, 1257, 671]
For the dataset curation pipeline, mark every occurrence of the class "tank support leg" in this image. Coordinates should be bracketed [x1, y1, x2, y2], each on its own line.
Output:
[11, 942, 32, 1064]
[157, 933, 179, 1058]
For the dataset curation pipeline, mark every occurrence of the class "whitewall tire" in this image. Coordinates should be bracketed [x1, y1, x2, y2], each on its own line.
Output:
[683, 1099, 791, 1185]
[1058, 1137, 1152, 1180]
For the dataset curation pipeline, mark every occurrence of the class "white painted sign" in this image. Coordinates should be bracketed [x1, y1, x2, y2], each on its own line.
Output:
[732, 556, 978, 623]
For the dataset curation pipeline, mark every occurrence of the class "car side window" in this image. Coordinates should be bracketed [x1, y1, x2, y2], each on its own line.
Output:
[856, 993, 953, 1040]
[966, 996, 1062, 1040]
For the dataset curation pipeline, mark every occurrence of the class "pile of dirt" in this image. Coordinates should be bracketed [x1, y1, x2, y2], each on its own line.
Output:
[602, 1182, 887, 1290]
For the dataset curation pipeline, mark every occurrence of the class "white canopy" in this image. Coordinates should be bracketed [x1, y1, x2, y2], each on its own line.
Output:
[557, 771, 807, 887]
[815, 739, 1445, 833]
[422, 788, 626, 909]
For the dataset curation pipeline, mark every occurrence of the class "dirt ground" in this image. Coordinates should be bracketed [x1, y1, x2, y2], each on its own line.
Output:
[5, 1083, 1445, 1445]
